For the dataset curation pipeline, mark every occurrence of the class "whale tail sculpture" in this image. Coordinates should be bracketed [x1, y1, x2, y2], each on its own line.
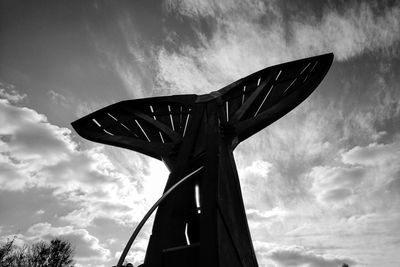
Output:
[72, 53, 333, 267]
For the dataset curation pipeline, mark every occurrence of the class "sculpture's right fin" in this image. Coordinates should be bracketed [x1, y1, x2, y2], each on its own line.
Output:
[217, 53, 334, 143]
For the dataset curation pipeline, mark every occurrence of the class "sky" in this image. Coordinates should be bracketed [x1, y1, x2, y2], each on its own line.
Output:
[0, 0, 399, 266]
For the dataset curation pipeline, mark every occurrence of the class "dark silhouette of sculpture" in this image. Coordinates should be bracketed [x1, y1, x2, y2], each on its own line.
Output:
[72, 53, 333, 267]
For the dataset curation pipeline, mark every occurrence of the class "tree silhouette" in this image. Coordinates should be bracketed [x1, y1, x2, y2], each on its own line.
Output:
[0, 237, 74, 267]
[0, 239, 14, 266]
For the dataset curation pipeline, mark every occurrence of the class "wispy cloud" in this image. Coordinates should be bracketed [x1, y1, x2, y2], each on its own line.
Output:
[157, 0, 400, 96]
[292, 2, 400, 60]
[88, 12, 157, 98]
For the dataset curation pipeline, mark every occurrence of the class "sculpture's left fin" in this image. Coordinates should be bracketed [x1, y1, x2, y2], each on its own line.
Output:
[71, 94, 197, 160]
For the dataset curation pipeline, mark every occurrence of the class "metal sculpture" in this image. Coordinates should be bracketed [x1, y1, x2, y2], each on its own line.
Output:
[72, 53, 334, 267]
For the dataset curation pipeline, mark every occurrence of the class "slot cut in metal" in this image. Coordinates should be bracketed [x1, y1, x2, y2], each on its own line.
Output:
[275, 70, 282, 81]
[108, 113, 118, 121]
[300, 62, 311, 75]
[195, 183, 201, 214]
[92, 118, 101, 127]
[225, 101, 229, 122]
[135, 119, 151, 142]
[310, 61, 318, 72]
[284, 78, 297, 93]
[158, 132, 165, 143]
[254, 85, 274, 117]
[103, 129, 114, 136]
[242, 85, 246, 105]
[184, 223, 190, 245]
[179, 106, 183, 129]
[168, 105, 175, 131]
[183, 114, 190, 137]
[150, 106, 165, 143]
[121, 123, 131, 131]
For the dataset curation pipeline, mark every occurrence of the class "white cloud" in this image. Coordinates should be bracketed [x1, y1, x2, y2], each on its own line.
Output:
[0, 98, 75, 190]
[239, 160, 278, 210]
[268, 245, 354, 267]
[254, 242, 355, 267]
[0, 99, 75, 161]
[36, 209, 45, 215]
[0, 96, 168, 227]
[0, 82, 27, 103]
[341, 142, 400, 210]
[115, 239, 147, 267]
[282, 211, 400, 265]
[307, 140, 400, 213]
[0, 223, 111, 267]
[310, 165, 366, 205]
[342, 142, 400, 166]
[27, 223, 110, 261]
[0, 88, 176, 266]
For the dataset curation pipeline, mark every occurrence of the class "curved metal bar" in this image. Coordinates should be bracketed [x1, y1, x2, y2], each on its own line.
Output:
[117, 166, 204, 267]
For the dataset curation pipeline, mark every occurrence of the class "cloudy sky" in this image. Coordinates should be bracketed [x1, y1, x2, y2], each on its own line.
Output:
[1, 0, 400, 266]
